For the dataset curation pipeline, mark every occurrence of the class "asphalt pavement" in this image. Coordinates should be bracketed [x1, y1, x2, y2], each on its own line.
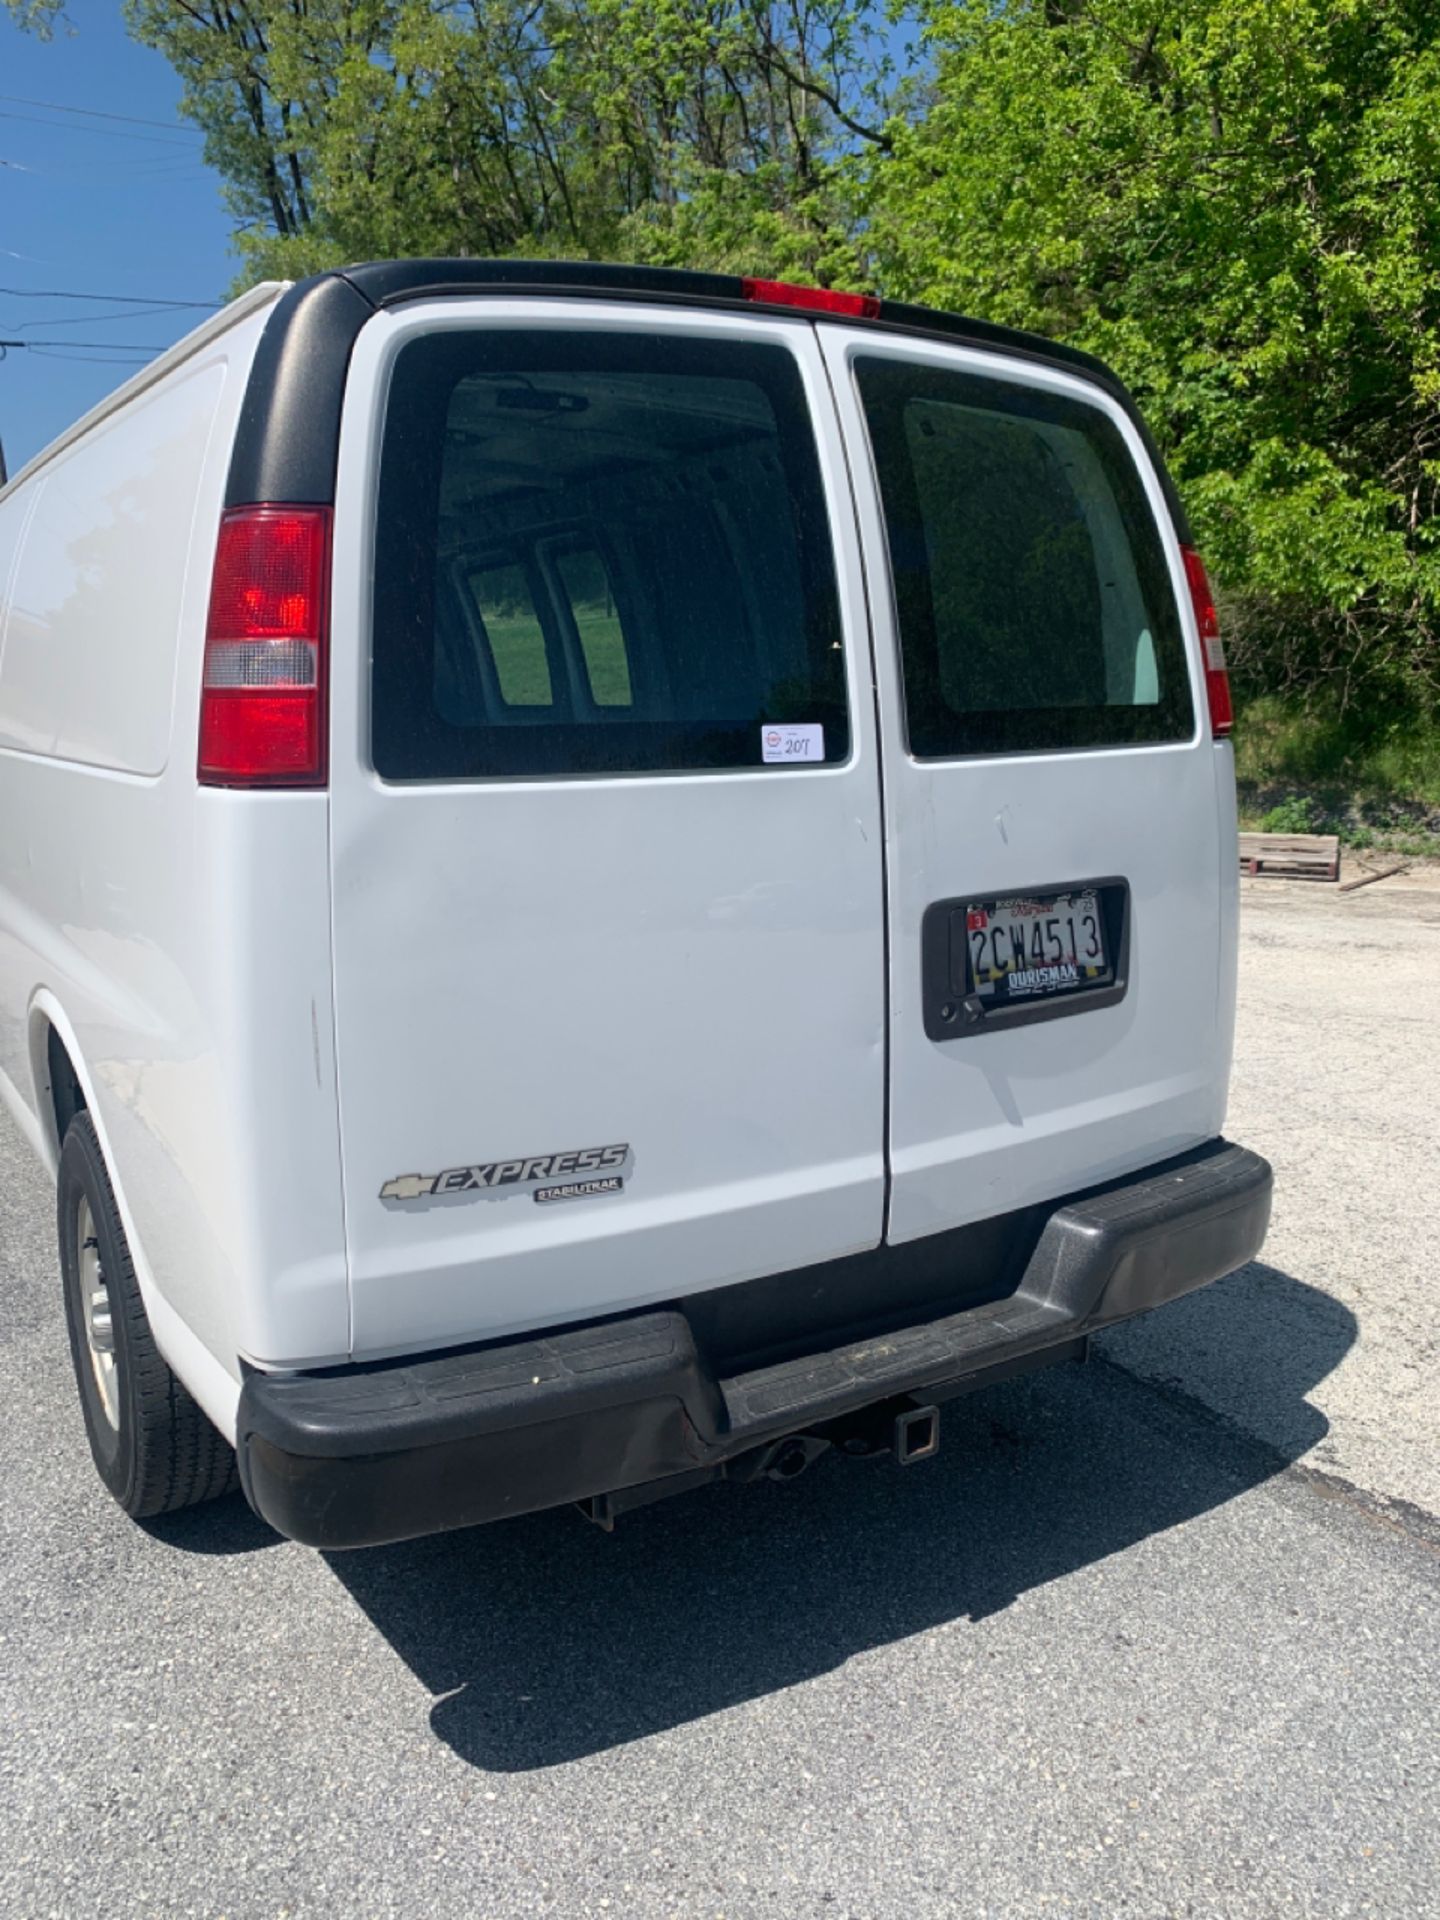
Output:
[1105, 872, 1440, 1519]
[2, 878, 1437, 1919]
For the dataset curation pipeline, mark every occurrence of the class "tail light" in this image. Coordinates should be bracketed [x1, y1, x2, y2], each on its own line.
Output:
[1180, 544, 1233, 739]
[199, 505, 331, 786]
[741, 277, 881, 320]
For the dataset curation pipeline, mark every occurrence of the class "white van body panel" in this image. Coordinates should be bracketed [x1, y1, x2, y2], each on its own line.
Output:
[818, 327, 1230, 1244]
[0, 284, 350, 1406]
[0, 364, 225, 771]
[13, 992, 241, 1443]
[1212, 742, 1241, 1123]
[328, 299, 888, 1358]
[0, 269, 1250, 1493]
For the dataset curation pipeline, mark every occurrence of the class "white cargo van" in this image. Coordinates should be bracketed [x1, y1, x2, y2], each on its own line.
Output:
[0, 262, 1270, 1546]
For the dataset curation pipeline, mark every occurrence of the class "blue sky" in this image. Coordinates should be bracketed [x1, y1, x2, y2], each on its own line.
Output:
[0, 1, 233, 471]
[1, 5, 923, 475]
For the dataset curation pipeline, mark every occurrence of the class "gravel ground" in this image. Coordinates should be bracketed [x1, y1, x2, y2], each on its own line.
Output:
[2, 878, 1438, 1919]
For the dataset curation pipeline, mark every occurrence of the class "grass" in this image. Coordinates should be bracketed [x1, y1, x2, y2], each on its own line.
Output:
[482, 609, 633, 708]
[572, 610, 633, 706]
[485, 612, 554, 705]
[1233, 691, 1440, 852]
[1233, 692, 1440, 805]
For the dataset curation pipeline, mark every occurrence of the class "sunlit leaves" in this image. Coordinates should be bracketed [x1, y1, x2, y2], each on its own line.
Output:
[869, 0, 1440, 701]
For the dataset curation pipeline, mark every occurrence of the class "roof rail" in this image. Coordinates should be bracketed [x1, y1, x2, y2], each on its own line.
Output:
[222, 259, 1190, 540]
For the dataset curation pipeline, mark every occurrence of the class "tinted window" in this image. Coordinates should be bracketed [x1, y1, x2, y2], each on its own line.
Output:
[854, 358, 1192, 757]
[372, 332, 848, 779]
[462, 561, 551, 708]
[555, 545, 632, 708]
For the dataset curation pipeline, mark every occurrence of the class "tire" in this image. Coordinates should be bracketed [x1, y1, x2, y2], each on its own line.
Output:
[57, 1112, 238, 1518]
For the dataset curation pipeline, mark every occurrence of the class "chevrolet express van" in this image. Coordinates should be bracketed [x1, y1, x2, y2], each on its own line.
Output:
[0, 261, 1271, 1546]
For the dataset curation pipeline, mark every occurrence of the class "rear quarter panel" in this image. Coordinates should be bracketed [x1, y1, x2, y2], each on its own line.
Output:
[0, 301, 350, 1412]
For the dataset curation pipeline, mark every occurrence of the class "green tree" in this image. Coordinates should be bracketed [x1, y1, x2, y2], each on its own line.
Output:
[867, 0, 1440, 708]
[2, 0, 892, 284]
[11, 0, 1438, 730]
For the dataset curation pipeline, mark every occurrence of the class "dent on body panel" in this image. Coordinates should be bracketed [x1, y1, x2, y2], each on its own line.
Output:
[0, 365, 226, 774]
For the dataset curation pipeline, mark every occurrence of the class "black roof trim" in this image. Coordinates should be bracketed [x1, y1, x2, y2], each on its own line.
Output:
[225, 272, 374, 507]
[225, 259, 1190, 541]
[343, 256, 741, 309]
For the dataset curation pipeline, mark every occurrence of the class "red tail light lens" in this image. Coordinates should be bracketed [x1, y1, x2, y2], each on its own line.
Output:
[1181, 544, 1233, 739]
[741, 277, 881, 320]
[199, 506, 330, 785]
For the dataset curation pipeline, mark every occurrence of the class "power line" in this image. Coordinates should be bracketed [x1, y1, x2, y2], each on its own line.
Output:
[26, 347, 157, 365]
[12, 303, 208, 331]
[3, 151, 210, 181]
[0, 285, 219, 308]
[0, 92, 204, 135]
[0, 338, 167, 350]
[0, 109, 202, 149]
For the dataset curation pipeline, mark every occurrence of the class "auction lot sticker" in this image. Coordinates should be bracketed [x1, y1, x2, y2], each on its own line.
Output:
[761, 722, 824, 763]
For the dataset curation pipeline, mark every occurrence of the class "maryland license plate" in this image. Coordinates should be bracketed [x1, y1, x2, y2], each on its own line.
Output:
[965, 890, 1112, 1004]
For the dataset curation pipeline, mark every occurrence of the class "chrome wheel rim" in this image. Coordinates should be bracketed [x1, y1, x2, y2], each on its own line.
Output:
[77, 1196, 120, 1429]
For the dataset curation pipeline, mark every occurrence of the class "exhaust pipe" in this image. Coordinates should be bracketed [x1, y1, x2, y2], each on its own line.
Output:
[759, 1434, 829, 1482]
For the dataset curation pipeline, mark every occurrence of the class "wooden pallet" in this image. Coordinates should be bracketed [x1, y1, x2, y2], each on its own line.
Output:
[1238, 831, 1341, 881]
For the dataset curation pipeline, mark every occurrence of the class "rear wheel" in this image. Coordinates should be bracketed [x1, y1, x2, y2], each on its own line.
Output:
[57, 1113, 237, 1517]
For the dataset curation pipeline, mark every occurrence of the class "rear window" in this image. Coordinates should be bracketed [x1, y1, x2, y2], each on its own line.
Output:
[456, 560, 551, 709]
[372, 331, 849, 779]
[854, 358, 1193, 758]
[554, 544, 633, 708]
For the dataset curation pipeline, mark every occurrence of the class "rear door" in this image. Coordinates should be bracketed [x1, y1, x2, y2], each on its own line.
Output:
[819, 328, 1228, 1245]
[328, 300, 885, 1358]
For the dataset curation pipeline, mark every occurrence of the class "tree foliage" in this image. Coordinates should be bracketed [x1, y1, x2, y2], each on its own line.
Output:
[103, 0, 894, 287]
[869, 0, 1440, 705]
[8, 0, 1438, 709]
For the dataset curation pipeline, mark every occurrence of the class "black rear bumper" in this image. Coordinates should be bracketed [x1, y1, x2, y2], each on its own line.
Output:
[238, 1139, 1271, 1548]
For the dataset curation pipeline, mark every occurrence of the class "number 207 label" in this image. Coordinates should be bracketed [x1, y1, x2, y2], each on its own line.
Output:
[761, 723, 824, 764]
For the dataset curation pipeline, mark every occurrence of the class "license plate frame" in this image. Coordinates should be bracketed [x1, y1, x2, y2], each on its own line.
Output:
[964, 889, 1113, 1006]
[920, 877, 1130, 1041]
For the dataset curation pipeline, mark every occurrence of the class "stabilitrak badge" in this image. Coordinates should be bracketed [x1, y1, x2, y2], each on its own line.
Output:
[380, 1143, 631, 1207]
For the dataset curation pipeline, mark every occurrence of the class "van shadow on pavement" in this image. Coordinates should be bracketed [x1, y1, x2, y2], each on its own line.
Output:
[327, 1261, 1355, 1770]
[150, 1262, 1356, 1770]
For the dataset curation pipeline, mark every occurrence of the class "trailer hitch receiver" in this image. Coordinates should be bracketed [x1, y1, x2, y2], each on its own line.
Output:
[893, 1403, 940, 1465]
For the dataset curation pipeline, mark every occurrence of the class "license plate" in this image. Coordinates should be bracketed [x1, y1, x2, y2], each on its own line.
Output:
[965, 890, 1111, 1004]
